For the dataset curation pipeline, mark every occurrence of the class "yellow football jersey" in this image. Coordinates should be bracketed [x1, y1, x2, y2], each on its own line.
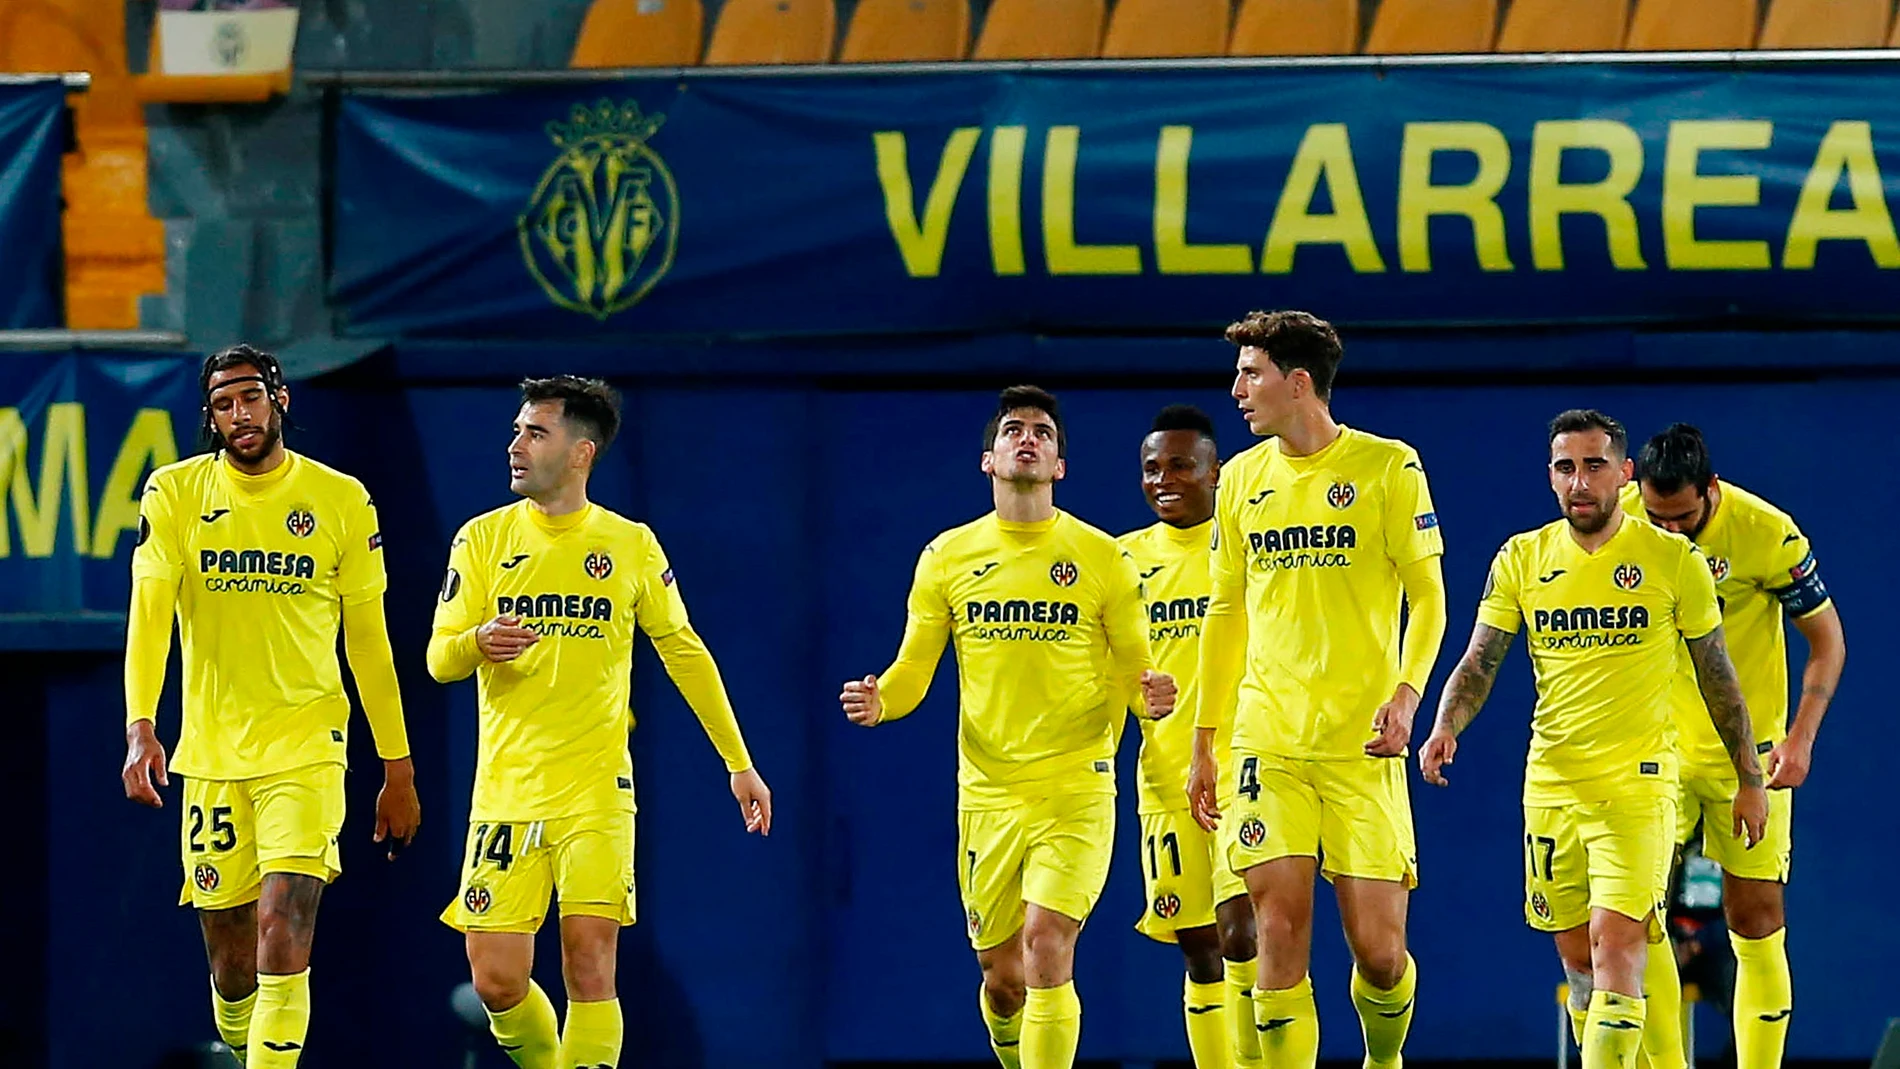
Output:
[433, 500, 689, 821]
[1119, 519, 1228, 815]
[1621, 481, 1828, 773]
[1477, 513, 1721, 805]
[882, 511, 1153, 808]
[132, 450, 385, 780]
[1208, 427, 1443, 760]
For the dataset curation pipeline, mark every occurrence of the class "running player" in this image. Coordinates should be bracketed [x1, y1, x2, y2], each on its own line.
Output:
[1118, 404, 1259, 1069]
[1629, 423, 1844, 1069]
[840, 386, 1175, 1069]
[1186, 311, 1446, 1069]
[121, 344, 421, 1068]
[1420, 409, 1768, 1069]
[429, 375, 772, 1069]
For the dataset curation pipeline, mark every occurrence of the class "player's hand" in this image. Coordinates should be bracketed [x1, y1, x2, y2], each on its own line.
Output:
[374, 757, 421, 860]
[121, 719, 170, 808]
[475, 614, 539, 663]
[1419, 728, 1457, 787]
[841, 674, 883, 726]
[731, 768, 773, 836]
[1732, 783, 1769, 848]
[1365, 684, 1419, 757]
[1186, 745, 1220, 832]
[1140, 670, 1176, 720]
[1764, 732, 1813, 790]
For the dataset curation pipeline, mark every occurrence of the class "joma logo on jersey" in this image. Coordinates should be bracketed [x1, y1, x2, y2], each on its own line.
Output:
[965, 599, 1081, 625]
[1148, 596, 1209, 623]
[200, 549, 316, 578]
[1613, 562, 1643, 590]
[1248, 524, 1357, 553]
[1532, 605, 1650, 632]
[496, 593, 615, 620]
[285, 508, 316, 538]
[584, 551, 614, 580]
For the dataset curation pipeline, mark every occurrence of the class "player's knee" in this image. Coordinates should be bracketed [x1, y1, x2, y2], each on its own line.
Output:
[1217, 906, 1257, 962]
[561, 948, 617, 1002]
[1180, 939, 1225, 985]
[1725, 896, 1785, 940]
[1252, 907, 1301, 951]
[470, 964, 531, 1012]
[980, 961, 1026, 1017]
[209, 960, 256, 1002]
[1353, 945, 1408, 991]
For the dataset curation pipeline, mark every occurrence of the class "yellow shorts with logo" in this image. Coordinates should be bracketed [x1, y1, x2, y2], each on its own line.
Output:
[1676, 769, 1793, 883]
[1523, 795, 1673, 934]
[178, 763, 345, 910]
[958, 792, 1114, 951]
[440, 809, 637, 934]
[1222, 750, 1417, 887]
[1135, 808, 1248, 942]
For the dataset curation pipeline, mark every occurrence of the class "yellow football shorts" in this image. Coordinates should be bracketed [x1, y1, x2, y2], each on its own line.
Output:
[1523, 794, 1673, 934]
[958, 792, 1114, 951]
[1135, 807, 1247, 942]
[178, 763, 345, 910]
[1222, 750, 1418, 887]
[441, 808, 637, 934]
[1677, 769, 1792, 883]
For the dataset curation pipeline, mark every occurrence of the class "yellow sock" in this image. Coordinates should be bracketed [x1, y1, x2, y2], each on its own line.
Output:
[1638, 938, 1685, 1069]
[1351, 954, 1416, 1069]
[211, 978, 256, 1066]
[1582, 989, 1646, 1069]
[247, 969, 312, 1068]
[559, 997, 622, 1069]
[486, 981, 559, 1069]
[1021, 982, 1081, 1069]
[1253, 975, 1319, 1069]
[1185, 976, 1231, 1069]
[980, 984, 1023, 1069]
[1227, 958, 1263, 1069]
[1731, 928, 1793, 1069]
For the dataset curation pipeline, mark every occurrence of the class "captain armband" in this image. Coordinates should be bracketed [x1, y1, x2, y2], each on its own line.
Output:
[1769, 552, 1829, 617]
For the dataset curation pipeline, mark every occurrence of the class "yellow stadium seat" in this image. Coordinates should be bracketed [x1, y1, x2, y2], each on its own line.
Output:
[1626, 0, 1757, 49]
[1497, 0, 1630, 52]
[0, 0, 165, 329]
[1103, 0, 1230, 58]
[972, 0, 1106, 59]
[1365, 0, 1498, 54]
[570, 0, 704, 67]
[839, 0, 970, 62]
[1760, 0, 1892, 48]
[1229, 0, 1359, 56]
[705, 0, 836, 64]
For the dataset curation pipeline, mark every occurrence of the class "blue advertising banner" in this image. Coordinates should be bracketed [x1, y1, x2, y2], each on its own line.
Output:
[332, 61, 1900, 339]
[0, 80, 67, 329]
[0, 353, 198, 634]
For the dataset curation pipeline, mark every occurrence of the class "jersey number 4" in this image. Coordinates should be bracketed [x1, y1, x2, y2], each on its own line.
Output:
[188, 805, 237, 853]
[1237, 757, 1262, 802]
[471, 823, 516, 871]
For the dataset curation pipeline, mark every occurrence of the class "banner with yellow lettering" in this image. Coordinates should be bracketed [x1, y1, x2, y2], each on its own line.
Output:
[0, 352, 197, 628]
[331, 63, 1900, 338]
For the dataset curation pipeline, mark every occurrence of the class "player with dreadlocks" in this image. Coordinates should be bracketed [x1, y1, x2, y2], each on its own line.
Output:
[121, 344, 421, 1068]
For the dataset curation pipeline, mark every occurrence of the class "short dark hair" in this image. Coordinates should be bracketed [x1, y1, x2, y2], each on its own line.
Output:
[982, 385, 1066, 458]
[1148, 404, 1217, 445]
[1636, 423, 1714, 496]
[1224, 310, 1343, 401]
[520, 375, 622, 462]
[200, 343, 286, 448]
[1548, 408, 1629, 459]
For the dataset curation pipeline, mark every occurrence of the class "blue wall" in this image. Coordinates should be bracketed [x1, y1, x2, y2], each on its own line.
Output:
[35, 368, 1898, 1066]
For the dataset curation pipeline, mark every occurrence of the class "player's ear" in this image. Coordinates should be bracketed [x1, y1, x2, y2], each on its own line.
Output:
[275, 385, 291, 414]
[1052, 457, 1067, 482]
[979, 451, 994, 476]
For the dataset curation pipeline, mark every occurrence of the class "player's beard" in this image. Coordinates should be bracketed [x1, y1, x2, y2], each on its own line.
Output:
[1563, 496, 1613, 534]
[224, 411, 281, 464]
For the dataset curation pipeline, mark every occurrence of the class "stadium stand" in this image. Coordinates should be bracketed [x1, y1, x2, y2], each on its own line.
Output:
[972, 0, 1107, 59]
[570, 0, 705, 67]
[839, 0, 971, 62]
[1759, 0, 1893, 48]
[705, 0, 837, 64]
[1497, 0, 1631, 53]
[1102, 0, 1232, 58]
[1626, 0, 1759, 50]
[1228, 0, 1360, 55]
[1364, 0, 1499, 54]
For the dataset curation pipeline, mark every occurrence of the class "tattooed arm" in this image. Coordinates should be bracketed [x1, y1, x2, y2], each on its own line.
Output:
[1686, 625, 1770, 846]
[1419, 623, 1516, 786]
[1685, 626, 1765, 787]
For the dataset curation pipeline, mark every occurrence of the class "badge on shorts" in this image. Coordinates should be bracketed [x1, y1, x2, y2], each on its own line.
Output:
[1153, 893, 1182, 919]
[1531, 890, 1552, 921]
[1238, 818, 1267, 849]
[465, 884, 493, 915]
[966, 907, 982, 938]
[193, 863, 220, 893]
